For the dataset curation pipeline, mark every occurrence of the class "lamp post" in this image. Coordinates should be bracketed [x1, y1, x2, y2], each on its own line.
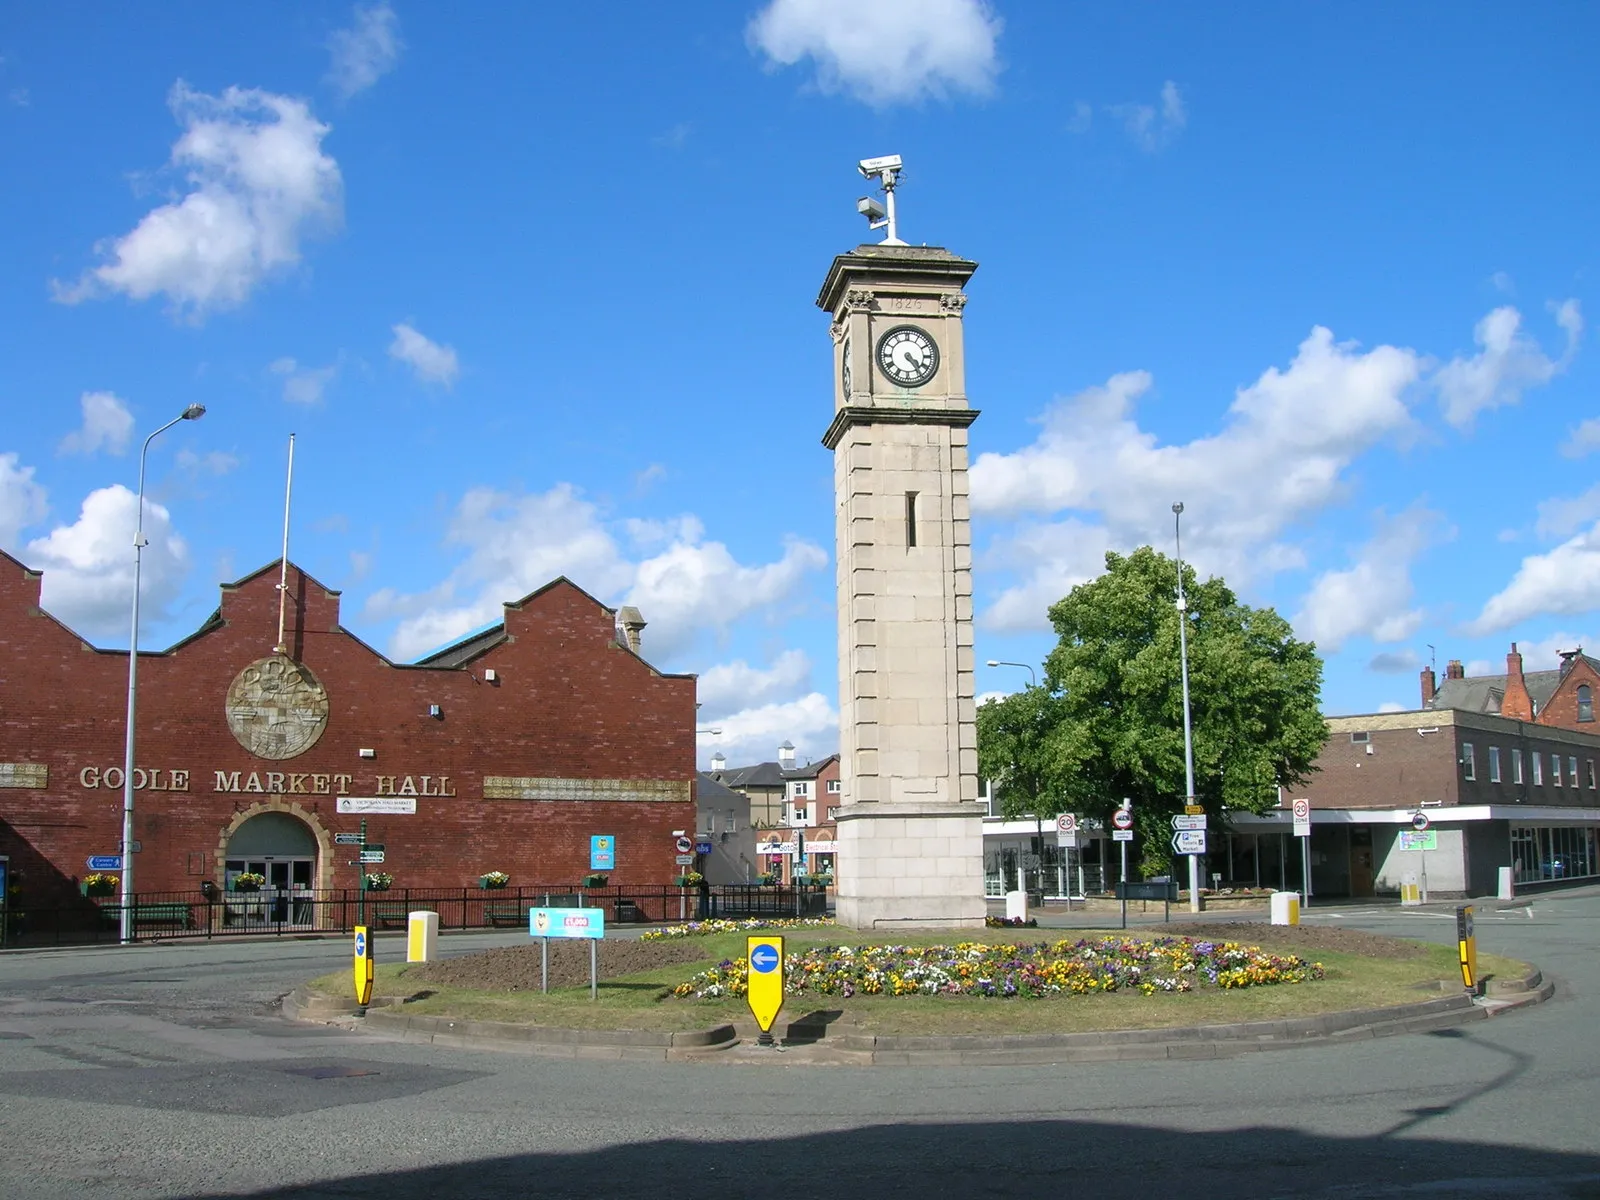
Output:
[987, 659, 1043, 898]
[1172, 502, 1200, 913]
[119, 404, 206, 944]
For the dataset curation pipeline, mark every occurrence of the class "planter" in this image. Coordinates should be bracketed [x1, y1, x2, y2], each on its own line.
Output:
[232, 884, 262, 894]
[583, 875, 609, 889]
[479, 880, 509, 890]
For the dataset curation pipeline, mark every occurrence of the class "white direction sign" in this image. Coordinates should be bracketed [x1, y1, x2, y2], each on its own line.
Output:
[1292, 797, 1312, 838]
[1112, 829, 1134, 843]
[358, 849, 386, 864]
[1171, 814, 1207, 831]
[1171, 830, 1207, 856]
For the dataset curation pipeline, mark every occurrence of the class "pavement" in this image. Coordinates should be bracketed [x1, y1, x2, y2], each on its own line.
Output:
[0, 887, 1597, 1198]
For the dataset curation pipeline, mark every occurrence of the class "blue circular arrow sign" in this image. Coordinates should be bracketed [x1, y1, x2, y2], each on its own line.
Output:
[354, 932, 366, 957]
[749, 944, 780, 974]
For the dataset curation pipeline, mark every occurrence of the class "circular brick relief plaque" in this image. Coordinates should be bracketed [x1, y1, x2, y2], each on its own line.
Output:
[225, 655, 329, 760]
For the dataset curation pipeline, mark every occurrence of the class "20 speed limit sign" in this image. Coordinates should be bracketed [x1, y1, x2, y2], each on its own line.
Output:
[1055, 813, 1077, 835]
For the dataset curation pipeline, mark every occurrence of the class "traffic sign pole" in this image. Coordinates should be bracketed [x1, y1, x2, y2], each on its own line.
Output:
[357, 817, 367, 929]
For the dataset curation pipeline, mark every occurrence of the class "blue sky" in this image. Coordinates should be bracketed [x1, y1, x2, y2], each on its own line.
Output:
[3, 1, 1598, 768]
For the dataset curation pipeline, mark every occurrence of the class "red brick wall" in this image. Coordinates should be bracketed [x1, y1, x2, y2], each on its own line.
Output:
[1536, 658, 1600, 731]
[1294, 726, 1459, 810]
[0, 557, 695, 903]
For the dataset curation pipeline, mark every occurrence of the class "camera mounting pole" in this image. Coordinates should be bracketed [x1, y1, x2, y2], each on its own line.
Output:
[856, 154, 906, 246]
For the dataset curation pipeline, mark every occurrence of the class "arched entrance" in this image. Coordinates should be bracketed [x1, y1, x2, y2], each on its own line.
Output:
[224, 811, 319, 926]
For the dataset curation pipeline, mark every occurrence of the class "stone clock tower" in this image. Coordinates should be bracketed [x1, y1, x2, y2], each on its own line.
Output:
[818, 208, 986, 928]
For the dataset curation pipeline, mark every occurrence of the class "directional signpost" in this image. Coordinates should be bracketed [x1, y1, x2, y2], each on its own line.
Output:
[746, 935, 785, 1046]
[333, 832, 363, 846]
[86, 855, 122, 872]
[1170, 830, 1207, 856]
[359, 848, 386, 864]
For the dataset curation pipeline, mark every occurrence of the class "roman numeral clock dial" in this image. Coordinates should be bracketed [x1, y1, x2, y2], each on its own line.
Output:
[875, 325, 939, 388]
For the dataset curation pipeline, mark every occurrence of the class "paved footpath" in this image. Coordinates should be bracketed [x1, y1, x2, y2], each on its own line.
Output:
[1, 891, 1597, 1199]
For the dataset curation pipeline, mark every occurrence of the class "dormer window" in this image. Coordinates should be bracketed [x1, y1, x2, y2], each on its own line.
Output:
[1579, 684, 1593, 723]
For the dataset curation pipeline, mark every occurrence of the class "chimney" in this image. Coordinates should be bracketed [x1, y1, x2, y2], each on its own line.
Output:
[616, 606, 646, 654]
[1446, 659, 1465, 681]
[1501, 642, 1533, 720]
[1559, 648, 1580, 677]
[777, 741, 796, 770]
[1420, 664, 1437, 707]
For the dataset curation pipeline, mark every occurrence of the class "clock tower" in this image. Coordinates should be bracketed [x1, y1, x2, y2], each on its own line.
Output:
[817, 165, 986, 929]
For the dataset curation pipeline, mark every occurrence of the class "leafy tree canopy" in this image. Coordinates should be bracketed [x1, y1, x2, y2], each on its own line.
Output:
[977, 547, 1328, 864]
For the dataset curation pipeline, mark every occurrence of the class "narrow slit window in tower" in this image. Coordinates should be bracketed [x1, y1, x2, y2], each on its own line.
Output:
[905, 492, 918, 548]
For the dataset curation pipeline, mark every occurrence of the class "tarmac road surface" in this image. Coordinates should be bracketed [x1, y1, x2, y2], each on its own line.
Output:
[1, 890, 1597, 1199]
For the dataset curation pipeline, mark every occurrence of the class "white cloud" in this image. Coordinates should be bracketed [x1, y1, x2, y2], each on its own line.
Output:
[1535, 483, 1600, 540]
[747, 0, 1001, 106]
[701, 693, 839, 770]
[1561, 417, 1600, 459]
[1066, 101, 1093, 135]
[1108, 80, 1186, 152]
[327, 3, 402, 98]
[270, 356, 339, 405]
[1433, 301, 1582, 429]
[970, 326, 1423, 629]
[1470, 523, 1600, 633]
[25, 485, 189, 639]
[388, 322, 459, 386]
[0, 453, 49, 549]
[363, 483, 828, 662]
[696, 650, 813, 715]
[176, 447, 240, 476]
[58, 391, 134, 456]
[1377, 701, 1406, 714]
[1368, 650, 1422, 674]
[1294, 508, 1440, 652]
[53, 82, 342, 319]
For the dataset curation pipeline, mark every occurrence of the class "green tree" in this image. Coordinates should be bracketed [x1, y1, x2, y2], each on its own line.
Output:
[976, 684, 1066, 820]
[979, 546, 1328, 874]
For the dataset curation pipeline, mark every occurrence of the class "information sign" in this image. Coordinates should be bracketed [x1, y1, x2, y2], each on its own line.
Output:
[337, 797, 417, 815]
[1292, 798, 1312, 838]
[86, 855, 123, 871]
[589, 835, 615, 871]
[1171, 830, 1207, 856]
[1112, 829, 1134, 843]
[1400, 830, 1437, 851]
[746, 935, 785, 1036]
[352, 925, 374, 1006]
[358, 849, 386, 864]
[333, 833, 363, 846]
[528, 907, 606, 939]
[695, 840, 714, 856]
[675, 854, 694, 865]
[1171, 815, 1207, 831]
[1056, 831, 1078, 849]
[1184, 804, 1204, 815]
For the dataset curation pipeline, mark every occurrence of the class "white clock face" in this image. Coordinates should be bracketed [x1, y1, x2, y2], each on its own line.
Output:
[876, 325, 939, 388]
[841, 338, 852, 397]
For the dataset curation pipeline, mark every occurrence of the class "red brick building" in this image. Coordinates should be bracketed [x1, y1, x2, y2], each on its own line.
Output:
[0, 553, 695, 911]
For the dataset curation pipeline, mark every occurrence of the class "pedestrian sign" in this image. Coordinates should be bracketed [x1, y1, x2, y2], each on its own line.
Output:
[746, 935, 785, 1036]
[352, 925, 374, 1007]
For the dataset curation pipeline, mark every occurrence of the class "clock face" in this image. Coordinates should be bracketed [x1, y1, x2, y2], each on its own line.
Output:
[841, 338, 852, 397]
[876, 325, 939, 388]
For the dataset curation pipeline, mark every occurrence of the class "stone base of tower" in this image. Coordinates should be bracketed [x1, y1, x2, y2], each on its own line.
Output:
[833, 804, 987, 930]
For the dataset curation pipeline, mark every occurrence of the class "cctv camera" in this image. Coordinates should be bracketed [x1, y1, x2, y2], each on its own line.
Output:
[857, 196, 886, 221]
[858, 154, 903, 178]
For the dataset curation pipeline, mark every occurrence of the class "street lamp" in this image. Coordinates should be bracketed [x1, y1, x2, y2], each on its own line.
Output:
[1173, 502, 1200, 913]
[987, 659, 1044, 898]
[119, 403, 205, 944]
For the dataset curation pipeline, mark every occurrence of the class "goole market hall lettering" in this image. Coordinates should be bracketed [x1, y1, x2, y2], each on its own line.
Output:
[78, 767, 456, 797]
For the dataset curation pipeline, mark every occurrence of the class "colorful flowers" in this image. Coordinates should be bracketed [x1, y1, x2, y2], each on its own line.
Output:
[364, 872, 394, 891]
[479, 871, 511, 889]
[83, 873, 119, 896]
[231, 871, 266, 892]
[669, 936, 1325, 1000]
[641, 917, 835, 942]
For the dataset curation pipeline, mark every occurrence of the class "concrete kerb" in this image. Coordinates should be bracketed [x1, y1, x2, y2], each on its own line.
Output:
[281, 962, 1551, 1066]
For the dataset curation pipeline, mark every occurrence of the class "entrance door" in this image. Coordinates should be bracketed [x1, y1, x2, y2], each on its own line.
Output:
[1349, 827, 1375, 897]
[224, 857, 316, 925]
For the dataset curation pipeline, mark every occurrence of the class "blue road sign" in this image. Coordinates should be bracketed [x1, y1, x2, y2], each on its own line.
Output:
[354, 931, 366, 957]
[589, 835, 615, 871]
[695, 840, 713, 856]
[87, 855, 122, 871]
[749, 943, 780, 974]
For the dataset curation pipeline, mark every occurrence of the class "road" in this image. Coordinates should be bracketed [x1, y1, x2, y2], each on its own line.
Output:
[1, 891, 1597, 1199]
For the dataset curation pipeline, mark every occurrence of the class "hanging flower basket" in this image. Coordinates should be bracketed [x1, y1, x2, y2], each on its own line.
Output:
[82, 873, 119, 897]
[364, 872, 394, 892]
[479, 871, 510, 889]
[231, 872, 266, 893]
[674, 871, 704, 888]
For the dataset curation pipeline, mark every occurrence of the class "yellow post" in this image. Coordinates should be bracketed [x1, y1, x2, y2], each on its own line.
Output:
[1456, 905, 1478, 992]
[353, 925, 374, 1007]
[745, 934, 784, 1045]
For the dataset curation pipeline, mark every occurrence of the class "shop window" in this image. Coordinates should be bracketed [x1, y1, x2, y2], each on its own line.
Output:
[1551, 753, 1563, 786]
[1512, 748, 1524, 785]
[1461, 743, 1475, 781]
[1533, 753, 1544, 786]
[1580, 684, 1594, 722]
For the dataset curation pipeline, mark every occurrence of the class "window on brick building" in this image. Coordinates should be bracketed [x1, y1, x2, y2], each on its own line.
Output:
[1588, 760, 1596, 789]
[827, 779, 841, 793]
[1533, 752, 1544, 786]
[1488, 746, 1501, 783]
[792, 781, 811, 797]
[792, 806, 809, 824]
[1552, 753, 1563, 786]
[1580, 684, 1594, 722]
[1512, 749, 1524, 785]
[1569, 756, 1579, 787]
[1461, 743, 1475, 781]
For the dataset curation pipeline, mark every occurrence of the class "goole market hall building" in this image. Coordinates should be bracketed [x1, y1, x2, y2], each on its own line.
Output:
[0, 552, 696, 923]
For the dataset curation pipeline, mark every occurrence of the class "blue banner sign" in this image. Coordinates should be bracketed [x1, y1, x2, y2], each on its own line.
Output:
[589, 835, 615, 871]
[87, 855, 123, 871]
[529, 907, 605, 939]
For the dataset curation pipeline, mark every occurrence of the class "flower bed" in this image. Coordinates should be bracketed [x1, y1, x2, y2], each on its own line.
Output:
[670, 936, 1325, 1000]
[640, 917, 836, 942]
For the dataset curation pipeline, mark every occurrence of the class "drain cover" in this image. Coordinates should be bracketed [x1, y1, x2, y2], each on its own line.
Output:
[281, 1065, 380, 1080]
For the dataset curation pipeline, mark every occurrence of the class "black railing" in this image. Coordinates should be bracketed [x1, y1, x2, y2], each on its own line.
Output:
[0, 882, 829, 947]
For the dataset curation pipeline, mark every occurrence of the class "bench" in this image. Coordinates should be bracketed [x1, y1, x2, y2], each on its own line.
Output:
[99, 903, 194, 931]
[367, 901, 411, 930]
[484, 902, 529, 928]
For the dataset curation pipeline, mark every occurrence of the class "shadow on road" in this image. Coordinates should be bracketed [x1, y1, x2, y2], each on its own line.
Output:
[185, 1117, 1600, 1200]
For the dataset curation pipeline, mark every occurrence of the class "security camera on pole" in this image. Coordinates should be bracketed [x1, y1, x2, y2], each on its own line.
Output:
[1173, 502, 1202, 913]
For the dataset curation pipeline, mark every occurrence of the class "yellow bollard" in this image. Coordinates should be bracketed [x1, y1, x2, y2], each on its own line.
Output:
[407, 910, 439, 963]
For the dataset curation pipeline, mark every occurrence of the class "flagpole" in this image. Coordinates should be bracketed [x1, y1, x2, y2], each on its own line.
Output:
[274, 434, 295, 656]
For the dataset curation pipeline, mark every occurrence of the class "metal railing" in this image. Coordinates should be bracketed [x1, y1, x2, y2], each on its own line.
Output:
[0, 882, 830, 947]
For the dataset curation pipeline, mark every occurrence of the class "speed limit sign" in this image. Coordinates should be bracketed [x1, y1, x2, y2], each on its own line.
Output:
[1056, 813, 1077, 835]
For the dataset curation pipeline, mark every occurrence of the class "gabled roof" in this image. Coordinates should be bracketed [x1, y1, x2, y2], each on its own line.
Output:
[782, 753, 841, 781]
[1428, 658, 1600, 717]
[695, 773, 745, 803]
[715, 761, 789, 789]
